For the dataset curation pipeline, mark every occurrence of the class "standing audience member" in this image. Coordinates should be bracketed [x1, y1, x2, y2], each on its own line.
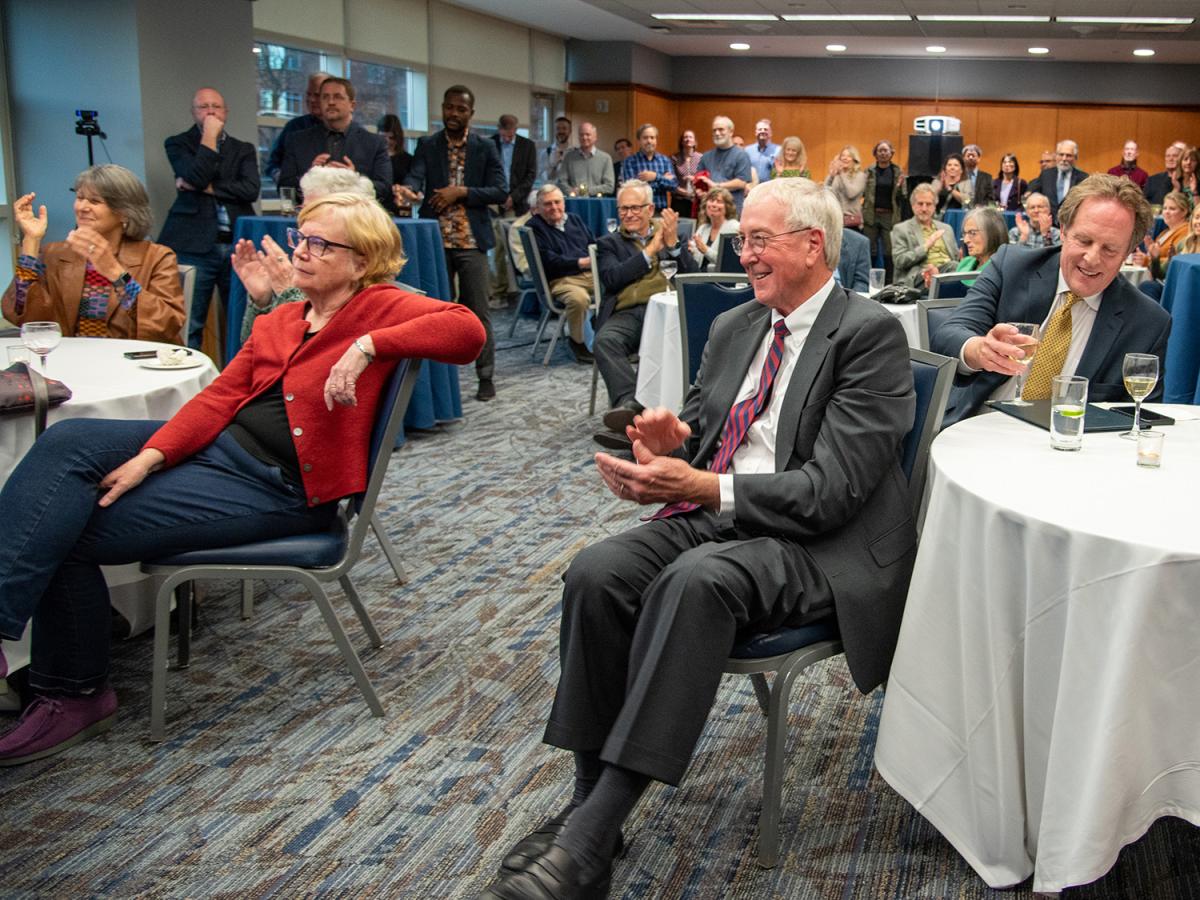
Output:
[689, 187, 739, 270]
[771, 136, 810, 179]
[826, 145, 867, 228]
[4, 166, 184, 343]
[1027, 140, 1087, 221]
[961, 145, 995, 207]
[613, 139, 634, 165]
[1009, 193, 1060, 248]
[540, 116, 574, 186]
[670, 129, 703, 217]
[277, 77, 391, 206]
[1039, 150, 1056, 172]
[932, 174, 1170, 427]
[526, 184, 597, 364]
[397, 85, 507, 401]
[1144, 141, 1187, 205]
[890, 182, 959, 289]
[159, 87, 259, 350]
[993, 154, 1027, 212]
[744, 118, 780, 184]
[490, 114, 538, 303]
[1107, 140, 1149, 191]
[264, 72, 331, 182]
[620, 124, 677, 211]
[698, 117, 752, 214]
[863, 140, 906, 282]
[932, 153, 968, 217]
[478, 177, 916, 900]
[378, 114, 413, 216]
[558, 123, 615, 198]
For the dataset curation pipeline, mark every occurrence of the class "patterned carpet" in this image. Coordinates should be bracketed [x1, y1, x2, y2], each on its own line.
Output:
[1, 308, 1197, 899]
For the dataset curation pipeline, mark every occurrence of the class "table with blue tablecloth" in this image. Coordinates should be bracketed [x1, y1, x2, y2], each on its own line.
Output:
[940, 208, 1018, 242]
[227, 216, 461, 430]
[1160, 253, 1200, 404]
[565, 197, 618, 237]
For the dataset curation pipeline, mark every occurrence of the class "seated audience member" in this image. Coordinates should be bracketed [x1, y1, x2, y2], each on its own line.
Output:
[953, 208, 1008, 288]
[1139, 203, 1200, 301]
[477, 177, 916, 900]
[592, 181, 696, 445]
[264, 72, 331, 182]
[863, 140, 905, 283]
[1009, 193, 1061, 248]
[932, 174, 1170, 428]
[238, 169, 376, 341]
[277, 77, 391, 206]
[3, 165, 184, 343]
[1107, 140, 1149, 191]
[1027, 140, 1088, 222]
[993, 154, 1027, 212]
[890, 183, 960, 289]
[558, 123, 615, 198]
[931, 153, 968, 217]
[689, 187, 739, 270]
[378, 114, 413, 216]
[619, 124, 677, 211]
[526, 184, 598, 364]
[697, 117, 752, 214]
[1144, 142, 1186, 206]
[825, 145, 867, 228]
[839, 226, 871, 293]
[0, 194, 486, 765]
[1131, 190, 1192, 282]
[771, 136, 810, 179]
[962, 144, 995, 207]
[671, 129, 703, 217]
[1178, 147, 1199, 203]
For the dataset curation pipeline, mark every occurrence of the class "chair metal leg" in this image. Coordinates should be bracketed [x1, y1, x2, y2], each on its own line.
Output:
[507, 301, 522, 337]
[370, 513, 408, 584]
[749, 673, 771, 716]
[176, 583, 192, 669]
[150, 580, 174, 742]
[589, 361, 600, 415]
[302, 573, 384, 717]
[530, 309, 551, 360]
[542, 316, 565, 366]
[339, 574, 383, 648]
[756, 660, 804, 869]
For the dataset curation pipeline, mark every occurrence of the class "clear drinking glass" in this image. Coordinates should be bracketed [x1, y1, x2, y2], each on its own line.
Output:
[278, 187, 297, 216]
[1004, 322, 1041, 406]
[659, 258, 678, 294]
[1050, 375, 1088, 451]
[20, 321, 62, 373]
[869, 268, 886, 294]
[1120, 352, 1159, 439]
[1137, 430, 1164, 468]
[605, 218, 618, 234]
[6, 345, 32, 366]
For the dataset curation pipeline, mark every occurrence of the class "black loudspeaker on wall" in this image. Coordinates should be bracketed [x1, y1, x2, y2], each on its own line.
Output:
[907, 134, 965, 177]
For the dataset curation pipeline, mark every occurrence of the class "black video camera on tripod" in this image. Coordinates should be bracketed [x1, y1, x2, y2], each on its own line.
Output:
[75, 110, 106, 166]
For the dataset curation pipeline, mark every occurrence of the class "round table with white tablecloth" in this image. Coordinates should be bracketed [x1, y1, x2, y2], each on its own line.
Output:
[874, 404, 1200, 894]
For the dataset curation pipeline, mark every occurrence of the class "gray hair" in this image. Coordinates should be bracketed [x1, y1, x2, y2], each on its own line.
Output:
[1024, 191, 1049, 209]
[299, 167, 376, 202]
[74, 165, 152, 240]
[616, 179, 653, 206]
[963, 207, 1009, 258]
[536, 183, 564, 203]
[963, 144, 982, 156]
[743, 177, 842, 270]
[526, 188, 542, 209]
[910, 182, 938, 203]
[635, 123, 657, 139]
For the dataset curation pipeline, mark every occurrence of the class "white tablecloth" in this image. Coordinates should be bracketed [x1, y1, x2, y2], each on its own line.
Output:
[874, 405, 1200, 893]
[1121, 264, 1150, 287]
[0, 338, 216, 681]
[635, 292, 922, 412]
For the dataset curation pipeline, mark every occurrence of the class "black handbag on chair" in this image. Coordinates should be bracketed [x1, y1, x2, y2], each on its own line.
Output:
[0, 362, 72, 437]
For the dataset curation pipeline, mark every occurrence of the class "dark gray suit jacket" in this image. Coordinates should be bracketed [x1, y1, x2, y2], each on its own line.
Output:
[278, 120, 392, 205]
[680, 287, 917, 693]
[932, 244, 1172, 427]
[1028, 166, 1089, 220]
[838, 227, 871, 292]
[492, 133, 537, 214]
[159, 126, 259, 255]
[594, 227, 697, 329]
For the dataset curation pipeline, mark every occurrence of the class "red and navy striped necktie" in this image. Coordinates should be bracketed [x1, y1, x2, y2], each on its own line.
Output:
[649, 318, 791, 519]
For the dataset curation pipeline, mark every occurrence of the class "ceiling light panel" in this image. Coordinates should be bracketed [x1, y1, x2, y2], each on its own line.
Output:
[652, 13, 778, 21]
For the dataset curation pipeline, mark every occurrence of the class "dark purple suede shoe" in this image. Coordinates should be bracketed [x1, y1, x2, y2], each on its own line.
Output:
[0, 687, 117, 766]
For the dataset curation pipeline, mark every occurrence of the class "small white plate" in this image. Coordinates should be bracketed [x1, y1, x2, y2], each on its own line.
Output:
[138, 359, 206, 370]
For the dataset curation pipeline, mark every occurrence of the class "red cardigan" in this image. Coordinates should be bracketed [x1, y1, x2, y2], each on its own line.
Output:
[145, 284, 485, 505]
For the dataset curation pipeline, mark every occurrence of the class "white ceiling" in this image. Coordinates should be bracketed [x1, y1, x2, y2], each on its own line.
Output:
[447, 0, 1200, 63]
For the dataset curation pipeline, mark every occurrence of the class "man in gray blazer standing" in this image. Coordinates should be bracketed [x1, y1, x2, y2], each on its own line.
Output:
[481, 178, 917, 899]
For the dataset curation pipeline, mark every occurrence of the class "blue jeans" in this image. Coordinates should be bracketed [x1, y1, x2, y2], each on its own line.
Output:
[0, 419, 335, 693]
[178, 244, 232, 349]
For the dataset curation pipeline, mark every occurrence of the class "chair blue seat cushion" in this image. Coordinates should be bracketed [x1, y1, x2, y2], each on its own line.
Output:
[729, 617, 840, 660]
[147, 517, 348, 569]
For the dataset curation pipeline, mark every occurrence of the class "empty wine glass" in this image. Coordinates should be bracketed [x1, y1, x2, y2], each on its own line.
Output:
[605, 218, 618, 234]
[21, 321, 62, 373]
[1004, 322, 1041, 406]
[659, 258, 678, 294]
[1120, 352, 1159, 439]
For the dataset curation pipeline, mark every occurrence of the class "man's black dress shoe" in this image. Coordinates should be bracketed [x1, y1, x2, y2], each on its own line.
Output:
[601, 405, 641, 434]
[592, 431, 632, 451]
[500, 813, 624, 877]
[479, 844, 610, 899]
[477, 378, 497, 401]
[569, 340, 594, 365]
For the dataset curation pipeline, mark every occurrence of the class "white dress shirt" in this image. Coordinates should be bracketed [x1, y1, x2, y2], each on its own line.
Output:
[716, 275, 836, 516]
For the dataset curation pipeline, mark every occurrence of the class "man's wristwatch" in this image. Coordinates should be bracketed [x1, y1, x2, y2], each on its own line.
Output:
[113, 271, 133, 290]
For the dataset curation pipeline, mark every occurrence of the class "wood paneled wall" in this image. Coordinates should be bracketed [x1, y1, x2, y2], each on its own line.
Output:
[571, 85, 1200, 179]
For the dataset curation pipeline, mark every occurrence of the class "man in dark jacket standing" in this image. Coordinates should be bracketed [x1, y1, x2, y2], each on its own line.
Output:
[398, 85, 507, 400]
[158, 87, 260, 349]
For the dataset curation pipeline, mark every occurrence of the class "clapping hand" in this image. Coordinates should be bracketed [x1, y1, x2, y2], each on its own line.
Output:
[626, 407, 690, 456]
[231, 235, 294, 306]
[65, 225, 122, 281]
[13, 193, 48, 247]
[1015, 212, 1031, 241]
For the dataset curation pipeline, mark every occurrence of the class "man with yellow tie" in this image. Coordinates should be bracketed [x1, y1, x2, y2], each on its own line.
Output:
[932, 174, 1171, 428]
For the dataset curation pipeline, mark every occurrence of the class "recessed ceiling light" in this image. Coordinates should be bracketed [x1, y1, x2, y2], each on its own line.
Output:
[918, 15, 1049, 22]
[1028, 47, 1050, 55]
[653, 13, 778, 21]
[1055, 16, 1193, 25]
[826, 44, 847, 52]
[730, 42, 751, 51]
[1133, 48, 1156, 57]
[781, 14, 912, 22]
[926, 45, 947, 53]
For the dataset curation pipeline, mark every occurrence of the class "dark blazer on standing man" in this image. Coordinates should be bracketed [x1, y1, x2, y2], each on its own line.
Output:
[680, 287, 917, 692]
[492, 133, 537, 215]
[932, 243, 1172, 427]
[278, 120, 392, 205]
[1027, 166, 1089, 221]
[967, 169, 995, 207]
[405, 131, 508, 251]
[159, 126, 260, 255]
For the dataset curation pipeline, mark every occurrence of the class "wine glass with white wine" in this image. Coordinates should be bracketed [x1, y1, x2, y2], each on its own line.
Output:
[1120, 353, 1159, 439]
[1004, 322, 1040, 406]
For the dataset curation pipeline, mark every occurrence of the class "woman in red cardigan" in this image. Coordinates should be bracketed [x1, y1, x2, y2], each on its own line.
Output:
[0, 193, 485, 765]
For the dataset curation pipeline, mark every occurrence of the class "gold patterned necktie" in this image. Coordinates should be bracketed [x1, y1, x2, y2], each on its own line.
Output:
[1022, 291, 1081, 400]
